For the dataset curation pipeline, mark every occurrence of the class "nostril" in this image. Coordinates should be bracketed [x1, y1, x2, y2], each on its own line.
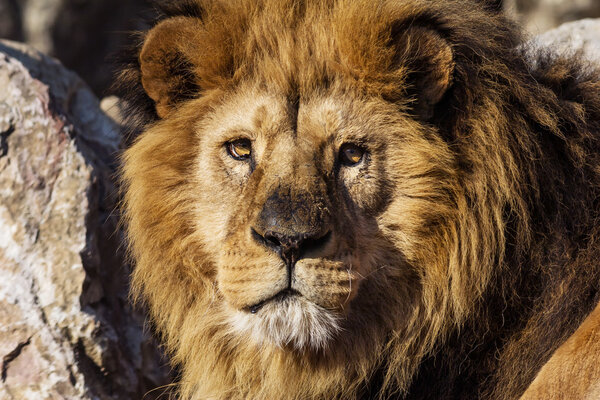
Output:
[264, 233, 281, 248]
[298, 231, 331, 258]
[251, 228, 281, 251]
[251, 228, 332, 261]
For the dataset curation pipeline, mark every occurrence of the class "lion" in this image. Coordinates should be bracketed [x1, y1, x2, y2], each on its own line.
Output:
[116, 0, 600, 399]
[519, 300, 600, 399]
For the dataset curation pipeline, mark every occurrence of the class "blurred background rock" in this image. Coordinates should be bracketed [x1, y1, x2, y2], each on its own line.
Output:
[1, 0, 599, 100]
[0, 0, 151, 98]
[506, 0, 600, 33]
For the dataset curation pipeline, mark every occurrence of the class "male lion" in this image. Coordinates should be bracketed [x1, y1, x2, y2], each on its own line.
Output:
[117, 0, 600, 399]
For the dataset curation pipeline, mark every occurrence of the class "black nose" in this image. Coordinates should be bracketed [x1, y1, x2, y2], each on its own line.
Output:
[252, 187, 332, 265]
[252, 229, 331, 266]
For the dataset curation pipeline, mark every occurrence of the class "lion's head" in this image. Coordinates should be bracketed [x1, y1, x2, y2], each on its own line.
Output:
[118, 0, 600, 399]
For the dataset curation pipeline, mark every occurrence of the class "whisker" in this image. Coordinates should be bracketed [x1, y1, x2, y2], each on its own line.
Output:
[354, 265, 391, 280]
[345, 264, 353, 304]
[143, 382, 178, 400]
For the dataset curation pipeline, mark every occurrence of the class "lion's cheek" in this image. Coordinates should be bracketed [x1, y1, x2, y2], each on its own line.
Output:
[294, 260, 362, 311]
[216, 251, 286, 310]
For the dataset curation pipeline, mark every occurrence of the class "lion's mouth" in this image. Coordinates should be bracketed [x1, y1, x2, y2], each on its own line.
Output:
[247, 288, 301, 314]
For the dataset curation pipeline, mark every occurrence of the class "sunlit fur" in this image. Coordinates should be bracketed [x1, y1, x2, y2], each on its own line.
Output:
[118, 0, 600, 399]
[519, 301, 600, 400]
[227, 295, 341, 350]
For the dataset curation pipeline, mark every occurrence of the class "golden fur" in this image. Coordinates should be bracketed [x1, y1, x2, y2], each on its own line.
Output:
[519, 301, 600, 400]
[117, 0, 600, 399]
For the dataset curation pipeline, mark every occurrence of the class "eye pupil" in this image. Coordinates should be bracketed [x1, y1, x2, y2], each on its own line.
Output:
[227, 139, 252, 160]
[340, 144, 364, 166]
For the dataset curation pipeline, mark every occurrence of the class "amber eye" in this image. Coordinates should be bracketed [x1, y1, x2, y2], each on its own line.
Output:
[227, 139, 252, 160]
[340, 144, 365, 166]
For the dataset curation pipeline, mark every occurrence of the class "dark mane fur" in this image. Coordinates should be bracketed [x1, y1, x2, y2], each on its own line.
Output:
[407, 49, 600, 400]
[112, 0, 204, 144]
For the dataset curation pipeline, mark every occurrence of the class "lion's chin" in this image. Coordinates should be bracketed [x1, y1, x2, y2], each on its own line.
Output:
[227, 295, 341, 350]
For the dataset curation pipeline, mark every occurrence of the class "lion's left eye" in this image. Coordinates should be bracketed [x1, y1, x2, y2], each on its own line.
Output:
[340, 144, 365, 166]
[227, 139, 252, 160]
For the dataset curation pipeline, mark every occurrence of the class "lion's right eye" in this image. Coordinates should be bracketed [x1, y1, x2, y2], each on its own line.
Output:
[340, 144, 365, 166]
[227, 139, 252, 160]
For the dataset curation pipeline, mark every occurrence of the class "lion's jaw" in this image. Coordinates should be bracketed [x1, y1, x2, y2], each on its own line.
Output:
[218, 247, 359, 350]
[217, 229, 365, 349]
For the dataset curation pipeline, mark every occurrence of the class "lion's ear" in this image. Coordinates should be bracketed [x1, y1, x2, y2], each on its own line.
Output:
[139, 16, 203, 118]
[394, 25, 455, 120]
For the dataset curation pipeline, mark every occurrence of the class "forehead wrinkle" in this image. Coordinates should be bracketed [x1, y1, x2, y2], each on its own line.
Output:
[253, 105, 268, 130]
[289, 96, 300, 139]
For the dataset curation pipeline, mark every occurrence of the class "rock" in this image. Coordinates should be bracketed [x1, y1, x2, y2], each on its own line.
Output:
[3, 0, 151, 96]
[0, 40, 171, 400]
[505, 0, 600, 34]
[527, 18, 600, 64]
[100, 96, 125, 126]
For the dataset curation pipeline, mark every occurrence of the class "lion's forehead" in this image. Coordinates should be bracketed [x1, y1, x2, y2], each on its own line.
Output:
[194, 87, 411, 155]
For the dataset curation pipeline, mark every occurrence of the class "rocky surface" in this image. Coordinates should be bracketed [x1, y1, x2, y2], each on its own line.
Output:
[0, 40, 170, 400]
[506, 0, 600, 34]
[528, 18, 600, 63]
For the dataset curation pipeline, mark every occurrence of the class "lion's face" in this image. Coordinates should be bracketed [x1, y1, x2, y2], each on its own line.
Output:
[163, 81, 453, 350]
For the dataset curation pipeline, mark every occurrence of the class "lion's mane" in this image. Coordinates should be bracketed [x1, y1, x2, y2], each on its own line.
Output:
[117, 1, 600, 399]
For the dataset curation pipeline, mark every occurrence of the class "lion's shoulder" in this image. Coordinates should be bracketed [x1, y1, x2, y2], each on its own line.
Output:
[520, 301, 600, 399]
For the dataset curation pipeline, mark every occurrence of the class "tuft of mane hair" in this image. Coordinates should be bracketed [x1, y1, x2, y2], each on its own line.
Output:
[112, 0, 205, 144]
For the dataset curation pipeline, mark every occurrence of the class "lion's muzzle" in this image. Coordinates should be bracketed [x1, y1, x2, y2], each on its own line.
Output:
[217, 150, 359, 331]
[245, 186, 333, 307]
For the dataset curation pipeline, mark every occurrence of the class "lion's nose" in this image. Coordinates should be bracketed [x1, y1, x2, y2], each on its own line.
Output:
[252, 229, 331, 266]
[252, 186, 332, 266]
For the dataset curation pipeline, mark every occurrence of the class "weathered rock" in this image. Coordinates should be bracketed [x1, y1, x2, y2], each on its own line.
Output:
[505, 0, 600, 34]
[527, 18, 600, 64]
[0, 40, 170, 400]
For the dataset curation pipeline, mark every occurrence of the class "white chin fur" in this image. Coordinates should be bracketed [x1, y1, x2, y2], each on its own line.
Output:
[227, 296, 341, 350]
